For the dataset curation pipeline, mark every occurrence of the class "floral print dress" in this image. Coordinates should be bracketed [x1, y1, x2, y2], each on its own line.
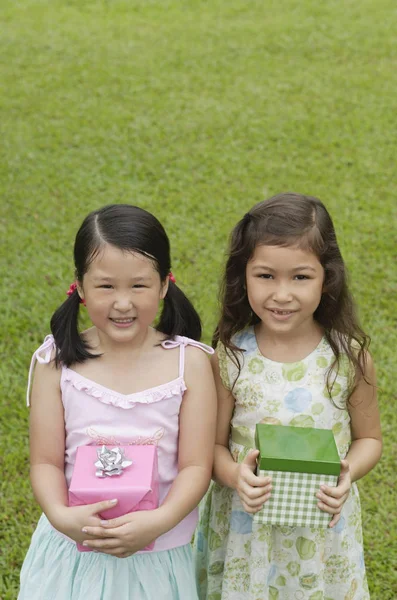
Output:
[193, 327, 370, 600]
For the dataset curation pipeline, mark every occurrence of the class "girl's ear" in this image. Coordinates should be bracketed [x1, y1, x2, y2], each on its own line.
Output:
[76, 280, 84, 302]
[160, 277, 169, 299]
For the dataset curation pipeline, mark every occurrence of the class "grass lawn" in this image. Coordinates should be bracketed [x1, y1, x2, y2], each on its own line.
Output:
[0, 0, 396, 598]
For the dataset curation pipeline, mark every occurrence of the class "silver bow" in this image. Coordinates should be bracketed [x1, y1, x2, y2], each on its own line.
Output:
[95, 446, 133, 478]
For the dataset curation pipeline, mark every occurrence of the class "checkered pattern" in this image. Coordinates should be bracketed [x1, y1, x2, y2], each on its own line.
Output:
[253, 470, 338, 528]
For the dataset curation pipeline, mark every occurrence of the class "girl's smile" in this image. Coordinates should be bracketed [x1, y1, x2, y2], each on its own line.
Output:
[267, 308, 298, 321]
[109, 317, 136, 327]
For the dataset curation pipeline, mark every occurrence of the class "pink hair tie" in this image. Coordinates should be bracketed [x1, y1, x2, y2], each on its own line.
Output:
[66, 282, 85, 305]
[66, 282, 78, 296]
[169, 272, 176, 284]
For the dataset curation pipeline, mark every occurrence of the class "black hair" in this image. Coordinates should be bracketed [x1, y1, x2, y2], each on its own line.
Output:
[51, 204, 201, 366]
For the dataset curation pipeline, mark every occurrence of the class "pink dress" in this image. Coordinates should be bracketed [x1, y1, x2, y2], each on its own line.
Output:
[19, 334, 214, 600]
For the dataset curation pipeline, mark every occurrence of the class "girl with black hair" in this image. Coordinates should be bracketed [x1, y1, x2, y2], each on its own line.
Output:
[194, 193, 381, 600]
[19, 204, 216, 600]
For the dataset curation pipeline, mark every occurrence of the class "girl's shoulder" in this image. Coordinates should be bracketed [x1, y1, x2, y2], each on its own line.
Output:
[160, 334, 214, 354]
[215, 327, 257, 391]
[32, 334, 57, 362]
[27, 334, 61, 407]
[216, 327, 257, 363]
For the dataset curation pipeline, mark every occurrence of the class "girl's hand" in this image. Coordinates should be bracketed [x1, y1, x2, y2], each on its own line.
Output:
[235, 449, 272, 514]
[316, 459, 351, 527]
[81, 509, 163, 558]
[50, 499, 119, 543]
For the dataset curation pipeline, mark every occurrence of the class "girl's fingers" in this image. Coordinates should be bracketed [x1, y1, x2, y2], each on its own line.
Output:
[83, 537, 120, 550]
[241, 491, 272, 510]
[242, 495, 271, 514]
[329, 513, 342, 528]
[99, 514, 131, 528]
[320, 483, 349, 498]
[316, 490, 348, 509]
[81, 526, 115, 538]
[240, 481, 272, 500]
[317, 493, 348, 514]
[90, 499, 118, 514]
[240, 470, 271, 488]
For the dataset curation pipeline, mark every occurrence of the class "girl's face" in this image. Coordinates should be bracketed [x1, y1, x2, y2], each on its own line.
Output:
[78, 244, 168, 347]
[246, 244, 325, 337]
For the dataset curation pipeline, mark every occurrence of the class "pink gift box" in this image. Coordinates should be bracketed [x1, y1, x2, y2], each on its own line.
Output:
[68, 445, 159, 552]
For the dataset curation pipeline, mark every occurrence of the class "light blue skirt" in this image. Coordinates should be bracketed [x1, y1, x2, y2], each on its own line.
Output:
[19, 514, 199, 600]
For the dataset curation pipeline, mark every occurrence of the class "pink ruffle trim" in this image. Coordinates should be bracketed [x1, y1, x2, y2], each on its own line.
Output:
[62, 370, 187, 410]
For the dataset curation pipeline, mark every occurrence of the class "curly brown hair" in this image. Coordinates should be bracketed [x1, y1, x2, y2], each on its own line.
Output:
[213, 192, 370, 401]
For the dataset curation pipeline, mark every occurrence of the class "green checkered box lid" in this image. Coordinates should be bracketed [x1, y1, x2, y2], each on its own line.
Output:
[255, 424, 341, 476]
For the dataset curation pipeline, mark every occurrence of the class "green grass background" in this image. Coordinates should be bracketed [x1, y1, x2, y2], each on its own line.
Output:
[0, 0, 396, 598]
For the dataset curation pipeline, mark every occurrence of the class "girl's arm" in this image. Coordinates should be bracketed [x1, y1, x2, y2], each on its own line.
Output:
[29, 359, 120, 541]
[81, 346, 218, 556]
[151, 345, 217, 530]
[211, 351, 271, 513]
[317, 351, 382, 526]
[344, 352, 382, 480]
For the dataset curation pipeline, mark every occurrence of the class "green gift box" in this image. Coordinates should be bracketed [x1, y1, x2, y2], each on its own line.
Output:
[254, 424, 341, 528]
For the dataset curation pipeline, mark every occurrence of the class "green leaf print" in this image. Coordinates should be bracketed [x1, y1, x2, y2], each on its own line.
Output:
[323, 381, 342, 399]
[209, 529, 223, 551]
[199, 495, 211, 531]
[208, 594, 222, 600]
[269, 587, 279, 599]
[311, 403, 324, 415]
[309, 592, 324, 600]
[225, 558, 250, 592]
[324, 554, 352, 585]
[282, 362, 307, 381]
[332, 353, 350, 378]
[289, 414, 315, 428]
[316, 356, 328, 368]
[286, 561, 301, 576]
[208, 561, 224, 575]
[216, 501, 231, 527]
[296, 537, 317, 560]
[198, 569, 207, 585]
[276, 575, 286, 586]
[277, 526, 296, 535]
[231, 426, 254, 448]
[332, 421, 343, 436]
[299, 573, 319, 589]
[248, 357, 264, 374]
[282, 539, 294, 548]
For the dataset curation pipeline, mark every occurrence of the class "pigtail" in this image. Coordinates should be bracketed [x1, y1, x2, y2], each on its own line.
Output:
[157, 280, 202, 341]
[50, 288, 98, 367]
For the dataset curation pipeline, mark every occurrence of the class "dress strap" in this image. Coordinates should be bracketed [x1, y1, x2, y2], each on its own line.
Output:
[161, 336, 214, 379]
[26, 334, 56, 407]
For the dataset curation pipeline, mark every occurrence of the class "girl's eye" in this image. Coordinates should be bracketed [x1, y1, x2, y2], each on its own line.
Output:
[258, 274, 273, 279]
[294, 275, 309, 280]
[99, 284, 113, 289]
[133, 284, 145, 289]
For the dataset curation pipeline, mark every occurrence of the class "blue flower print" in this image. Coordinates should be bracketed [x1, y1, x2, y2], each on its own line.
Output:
[234, 329, 257, 355]
[333, 515, 345, 534]
[284, 388, 312, 413]
[196, 531, 204, 552]
[359, 552, 365, 570]
[267, 564, 277, 584]
[230, 511, 253, 534]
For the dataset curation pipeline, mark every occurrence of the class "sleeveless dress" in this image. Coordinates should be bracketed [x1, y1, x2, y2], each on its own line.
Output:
[193, 327, 370, 600]
[19, 334, 213, 600]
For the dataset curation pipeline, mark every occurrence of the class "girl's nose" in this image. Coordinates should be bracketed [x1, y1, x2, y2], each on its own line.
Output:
[272, 283, 293, 303]
[113, 293, 133, 311]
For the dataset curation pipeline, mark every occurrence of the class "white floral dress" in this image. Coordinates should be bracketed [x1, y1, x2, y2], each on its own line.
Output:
[193, 327, 370, 600]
